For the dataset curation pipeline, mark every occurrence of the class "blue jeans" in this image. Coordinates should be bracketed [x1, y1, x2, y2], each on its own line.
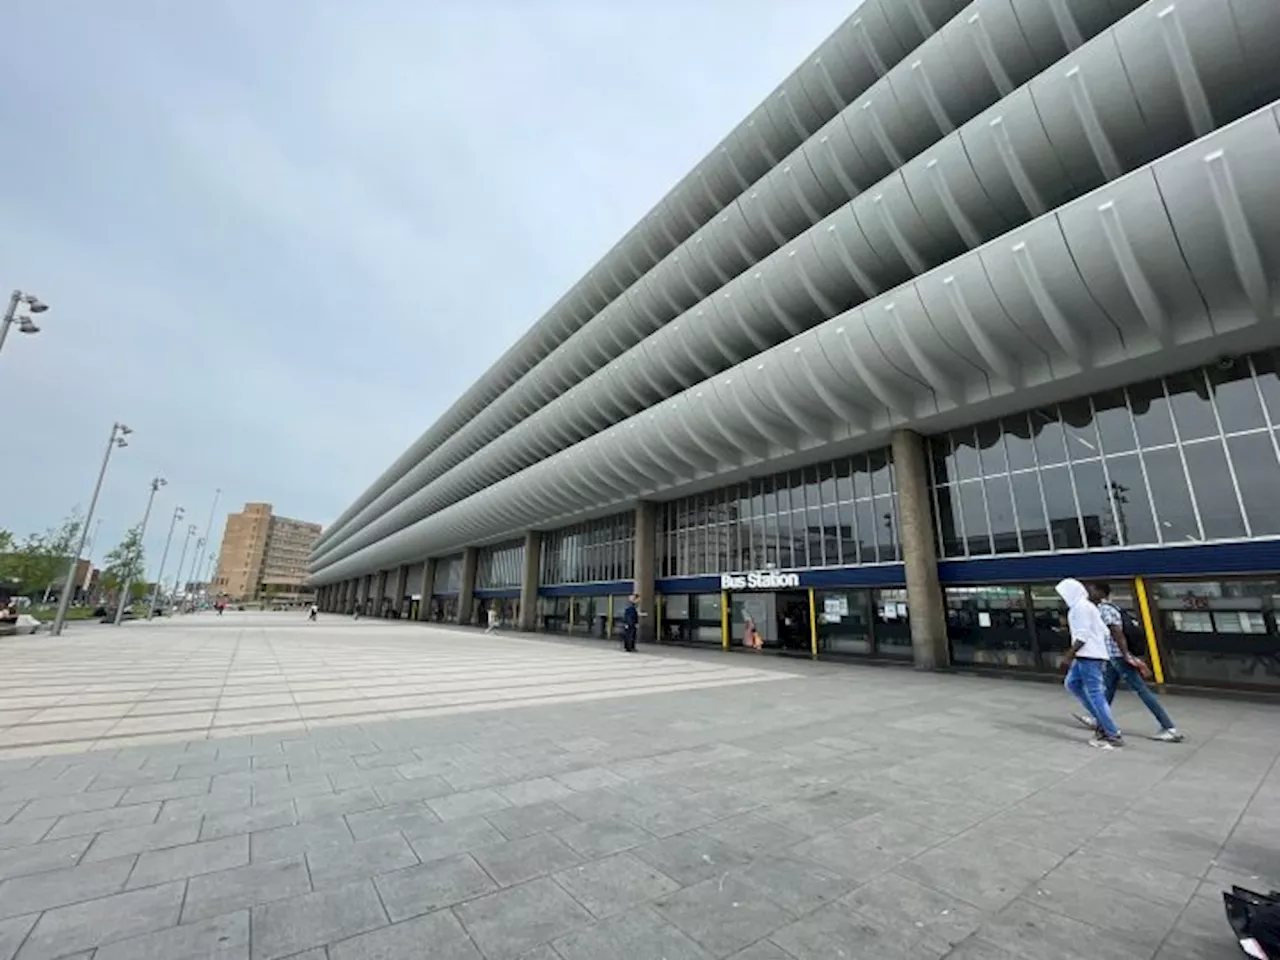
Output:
[1106, 658, 1175, 730]
[1066, 659, 1121, 738]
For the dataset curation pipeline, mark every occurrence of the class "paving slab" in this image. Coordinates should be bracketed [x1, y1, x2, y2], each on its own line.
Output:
[0, 613, 1272, 960]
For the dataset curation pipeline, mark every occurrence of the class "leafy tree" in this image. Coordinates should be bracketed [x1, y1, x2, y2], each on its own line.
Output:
[0, 511, 83, 597]
[101, 524, 146, 600]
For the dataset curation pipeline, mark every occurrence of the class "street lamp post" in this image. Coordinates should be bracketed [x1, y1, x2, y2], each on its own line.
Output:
[114, 476, 166, 626]
[190, 488, 220, 607]
[0, 289, 49, 360]
[172, 525, 197, 611]
[51, 422, 131, 637]
[81, 518, 103, 599]
[184, 538, 205, 608]
[146, 505, 184, 619]
[203, 547, 219, 603]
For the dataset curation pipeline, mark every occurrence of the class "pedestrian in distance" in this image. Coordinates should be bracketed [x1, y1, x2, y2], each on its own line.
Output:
[1070, 582, 1184, 742]
[622, 594, 639, 652]
[485, 606, 499, 634]
[308, 603, 318, 622]
[1057, 578, 1125, 749]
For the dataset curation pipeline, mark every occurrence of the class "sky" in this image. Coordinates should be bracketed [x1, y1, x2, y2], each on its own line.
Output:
[0, 0, 853, 581]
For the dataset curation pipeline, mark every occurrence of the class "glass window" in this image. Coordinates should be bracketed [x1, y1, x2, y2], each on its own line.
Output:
[854, 499, 878, 564]
[1102, 455, 1158, 546]
[819, 463, 837, 504]
[976, 420, 1007, 476]
[1039, 466, 1083, 549]
[1070, 459, 1115, 548]
[867, 449, 893, 499]
[1011, 472, 1050, 552]
[1003, 414, 1037, 471]
[1031, 408, 1068, 466]
[1208, 361, 1267, 434]
[1182, 441, 1246, 540]
[1228, 433, 1280, 536]
[816, 589, 872, 655]
[946, 586, 1034, 668]
[777, 512, 796, 569]
[984, 475, 1020, 554]
[1154, 578, 1280, 689]
[695, 593, 722, 622]
[802, 466, 821, 511]
[929, 437, 953, 487]
[957, 482, 991, 556]
[852, 453, 873, 500]
[874, 497, 898, 562]
[951, 429, 981, 482]
[1129, 380, 1176, 448]
[1252, 352, 1280, 424]
[806, 505, 825, 567]
[835, 458, 854, 502]
[664, 594, 690, 619]
[935, 485, 964, 557]
[1142, 447, 1199, 543]
[872, 589, 913, 659]
[1093, 389, 1137, 454]
[1166, 370, 1218, 442]
[1061, 398, 1101, 460]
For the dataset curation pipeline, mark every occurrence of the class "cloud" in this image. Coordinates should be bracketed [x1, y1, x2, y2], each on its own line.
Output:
[0, 0, 853, 578]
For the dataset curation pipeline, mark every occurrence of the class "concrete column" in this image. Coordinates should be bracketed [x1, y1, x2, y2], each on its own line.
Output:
[518, 530, 541, 632]
[393, 565, 409, 617]
[374, 570, 388, 616]
[341, 580, 352, 612]
[633, 502, 656, 644]
[356, 576, 369, 613]
[416, 558, 437, 622]
[891, 428, 949, 670]
[320, 586, 329, 611]
[458, 547, 479, 625]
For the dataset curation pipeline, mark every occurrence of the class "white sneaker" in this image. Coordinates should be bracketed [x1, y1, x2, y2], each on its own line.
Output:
[1072, 714, 1098, 730]
[1154, 728, 1184, 742]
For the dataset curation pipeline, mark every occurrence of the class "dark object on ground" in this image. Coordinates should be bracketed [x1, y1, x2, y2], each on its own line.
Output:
[99, 605, 136, 623]
[1224, 886, 1280, 957]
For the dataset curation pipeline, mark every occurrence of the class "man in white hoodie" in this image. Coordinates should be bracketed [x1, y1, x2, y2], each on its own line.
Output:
[1056, 578, 1124, 749]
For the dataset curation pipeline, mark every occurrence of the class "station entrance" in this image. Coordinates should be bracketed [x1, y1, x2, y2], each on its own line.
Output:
[727, 587, 812, 655]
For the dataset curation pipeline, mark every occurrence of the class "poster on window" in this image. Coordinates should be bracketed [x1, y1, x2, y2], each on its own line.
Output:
[823, 597, 849, 617]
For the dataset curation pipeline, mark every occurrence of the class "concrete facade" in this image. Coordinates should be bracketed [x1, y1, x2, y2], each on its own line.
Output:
[309, 0, 1280, 685]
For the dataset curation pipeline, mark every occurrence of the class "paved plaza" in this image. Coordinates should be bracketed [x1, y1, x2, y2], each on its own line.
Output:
[0, 614, 1274, 959]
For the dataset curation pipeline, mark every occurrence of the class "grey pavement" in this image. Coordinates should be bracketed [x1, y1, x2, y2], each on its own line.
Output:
[0, 612, 1273, 959]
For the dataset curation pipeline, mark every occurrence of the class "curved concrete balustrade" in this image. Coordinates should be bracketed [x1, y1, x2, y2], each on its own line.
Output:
[314, 0, 1147, 559]
[311, 0, 964, 555]
[311, 0, 1279, 571]
[311, 102, 1280, 583]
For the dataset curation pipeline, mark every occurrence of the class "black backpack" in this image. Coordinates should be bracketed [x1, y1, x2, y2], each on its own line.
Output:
[1118, 606, 1147, 657]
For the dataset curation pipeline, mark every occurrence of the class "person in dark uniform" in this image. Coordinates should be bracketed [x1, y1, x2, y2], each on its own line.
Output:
[622, 594, 639, 652]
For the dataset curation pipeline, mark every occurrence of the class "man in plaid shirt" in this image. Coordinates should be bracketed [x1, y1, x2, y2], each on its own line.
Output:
[1071, 582, 1184, 742]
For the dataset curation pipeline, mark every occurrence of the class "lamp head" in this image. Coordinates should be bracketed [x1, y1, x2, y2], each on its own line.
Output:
[21, 295, 47, 313]
[17, 319, 39, 335]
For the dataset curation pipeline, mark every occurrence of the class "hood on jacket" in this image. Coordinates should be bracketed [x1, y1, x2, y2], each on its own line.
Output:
[1056, 578, 1089, 609]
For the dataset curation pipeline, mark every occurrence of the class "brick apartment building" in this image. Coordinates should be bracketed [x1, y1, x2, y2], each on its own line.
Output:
[213, 503, 322, 604]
